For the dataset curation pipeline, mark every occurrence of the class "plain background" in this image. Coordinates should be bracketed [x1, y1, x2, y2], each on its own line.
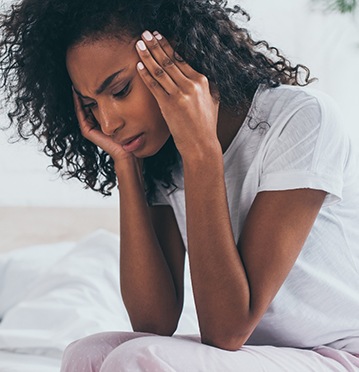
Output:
[0, 0, 358, 207]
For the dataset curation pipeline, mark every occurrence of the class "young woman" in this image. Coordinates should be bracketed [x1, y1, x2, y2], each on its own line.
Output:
[1, 0, 358, 370]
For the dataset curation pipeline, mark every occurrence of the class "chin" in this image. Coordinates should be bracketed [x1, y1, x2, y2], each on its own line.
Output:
[137, 135, 170, 158]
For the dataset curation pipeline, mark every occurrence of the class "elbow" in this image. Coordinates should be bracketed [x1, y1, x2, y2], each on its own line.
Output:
[199, 312, 259, 351]
[131, 318, 179, 337]
[133, 324, 177, 337]
[201, 330, 251, 351]
[128, 304, 182, 337]
[202, 337, 245, 352]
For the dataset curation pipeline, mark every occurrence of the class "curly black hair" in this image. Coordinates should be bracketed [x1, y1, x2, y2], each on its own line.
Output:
[0, 0, 313, 203]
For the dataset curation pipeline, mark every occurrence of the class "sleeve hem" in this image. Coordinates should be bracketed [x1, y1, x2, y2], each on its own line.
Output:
[258, 171, 343, 207]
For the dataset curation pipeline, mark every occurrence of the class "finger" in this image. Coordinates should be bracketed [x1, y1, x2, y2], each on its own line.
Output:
[72, 89, 87, 128]
[72, 89, 100, 139]
[72, 89, 97, 126]
[140, 30, 188, 86]
[135, 60, 173, 101]
[136, 38, 179, 96]
[151, 31, 203, 81]
[72, 90, 114, 150]
[139, 31, 206, 94]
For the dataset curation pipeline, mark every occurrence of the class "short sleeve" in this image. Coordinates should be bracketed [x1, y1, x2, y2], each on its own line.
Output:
[258, 93, 348, 207]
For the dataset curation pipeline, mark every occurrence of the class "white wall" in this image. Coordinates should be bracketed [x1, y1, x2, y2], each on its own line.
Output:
[0, 0, 358, 207]
[237, 0, 359, 141]
[0, 122, 119, 207]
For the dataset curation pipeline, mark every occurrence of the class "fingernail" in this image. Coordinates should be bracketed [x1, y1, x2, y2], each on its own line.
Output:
[137, 62, 145, 70]
[137, 40, 146, 51]
[153, 31, 162, 40]
[142, 30, 153, 41]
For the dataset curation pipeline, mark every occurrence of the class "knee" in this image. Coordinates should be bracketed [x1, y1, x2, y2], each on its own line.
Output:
[100, 336, 175, 372]
[61, 333, 112, 372]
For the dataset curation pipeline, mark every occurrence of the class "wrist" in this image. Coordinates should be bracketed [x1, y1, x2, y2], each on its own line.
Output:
[181, 139, 223, 166]
[114, 157, 144, 187]
[114, 155, 136, 172]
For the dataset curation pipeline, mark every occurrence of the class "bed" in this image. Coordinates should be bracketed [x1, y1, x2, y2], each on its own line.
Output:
[0, 207, 199, 371]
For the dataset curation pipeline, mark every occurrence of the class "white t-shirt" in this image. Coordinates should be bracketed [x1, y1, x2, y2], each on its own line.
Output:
[153, 84, 359, 353]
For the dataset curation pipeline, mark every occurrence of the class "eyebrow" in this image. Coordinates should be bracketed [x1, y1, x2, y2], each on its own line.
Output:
[74, 67, 127, 99]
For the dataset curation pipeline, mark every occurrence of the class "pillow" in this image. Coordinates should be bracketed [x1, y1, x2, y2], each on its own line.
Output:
[0, 241, 75, 318]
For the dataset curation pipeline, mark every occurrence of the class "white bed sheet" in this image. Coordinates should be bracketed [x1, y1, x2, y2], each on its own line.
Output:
[0, 229, 198, 371]
[0, 350, 61, 372]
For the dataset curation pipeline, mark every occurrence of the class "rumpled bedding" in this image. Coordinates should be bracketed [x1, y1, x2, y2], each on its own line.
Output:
[0, 230, 198, 371]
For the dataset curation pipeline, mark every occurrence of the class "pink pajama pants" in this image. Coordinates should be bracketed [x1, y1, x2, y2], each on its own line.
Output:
[60, 331, 359, 372]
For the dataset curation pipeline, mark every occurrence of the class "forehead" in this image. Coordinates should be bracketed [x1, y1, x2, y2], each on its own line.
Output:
[66, 37, 138, 90]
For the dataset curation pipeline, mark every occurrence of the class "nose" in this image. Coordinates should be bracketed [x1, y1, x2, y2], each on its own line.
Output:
[96, 103, 125, 137]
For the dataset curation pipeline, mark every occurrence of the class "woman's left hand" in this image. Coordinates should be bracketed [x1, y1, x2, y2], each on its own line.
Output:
[136, 31, 221, 158]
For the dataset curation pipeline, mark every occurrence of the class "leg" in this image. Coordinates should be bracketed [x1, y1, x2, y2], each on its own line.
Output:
[60, 331, 152, 372]
[99, 335, 359, 372]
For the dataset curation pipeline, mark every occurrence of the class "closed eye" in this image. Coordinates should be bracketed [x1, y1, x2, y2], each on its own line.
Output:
[82, 101, 96, 109]
[82, 82, 131, 109]
[113, 82, 131, 99]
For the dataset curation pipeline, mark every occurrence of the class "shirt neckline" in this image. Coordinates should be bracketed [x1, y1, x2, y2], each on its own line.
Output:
[223, 84, 265, 162]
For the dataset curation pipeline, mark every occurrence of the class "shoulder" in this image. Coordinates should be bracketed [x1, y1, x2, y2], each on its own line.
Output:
[259, 84, 343, 125]
[253, 84, 348, 142]
[259, 83, 331, 105]
[255, 85, 350, 206]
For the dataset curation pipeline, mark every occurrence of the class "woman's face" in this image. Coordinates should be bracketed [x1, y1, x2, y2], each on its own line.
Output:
[66, 37, 170, 158]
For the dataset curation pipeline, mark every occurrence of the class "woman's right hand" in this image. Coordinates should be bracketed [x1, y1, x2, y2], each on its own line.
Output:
[73, 90, 144, 185]
[73, 89, 135, 165]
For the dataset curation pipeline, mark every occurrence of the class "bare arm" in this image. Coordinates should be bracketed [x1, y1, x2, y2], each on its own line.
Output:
[182, 145, 326, 350]
[117, 160, 186, 335]
[72, 91, 185, 336]
[133, 32, 327, 350]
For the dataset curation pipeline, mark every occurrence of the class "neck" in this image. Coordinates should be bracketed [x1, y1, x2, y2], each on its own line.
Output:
[216, 103, 250, 153]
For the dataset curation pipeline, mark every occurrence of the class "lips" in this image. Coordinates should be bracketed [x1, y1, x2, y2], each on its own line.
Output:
[120, 133, 143, 146]
[120, 133, 145, 153]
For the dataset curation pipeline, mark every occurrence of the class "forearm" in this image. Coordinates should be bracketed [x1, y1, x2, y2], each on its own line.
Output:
[116, 160, 181, 335]
[182, 145, 252, 349]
